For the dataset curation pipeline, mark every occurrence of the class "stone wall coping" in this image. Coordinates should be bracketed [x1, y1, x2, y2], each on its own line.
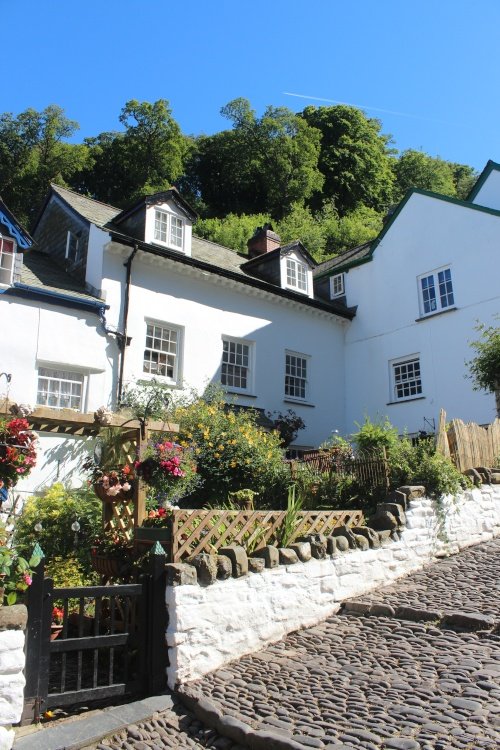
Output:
[0, 605, 28, 631]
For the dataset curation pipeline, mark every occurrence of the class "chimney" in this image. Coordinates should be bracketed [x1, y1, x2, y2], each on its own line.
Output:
[247, 224, 281, 258]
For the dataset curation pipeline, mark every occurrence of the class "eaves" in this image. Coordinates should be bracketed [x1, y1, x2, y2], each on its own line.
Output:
[107, 230, 355, 321]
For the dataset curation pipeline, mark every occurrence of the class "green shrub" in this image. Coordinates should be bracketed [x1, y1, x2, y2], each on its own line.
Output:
[390, 437, 472, 498]
[13, 483, 102, 578]
[351, 416, 400, 456]
[172, 386, 289, 506]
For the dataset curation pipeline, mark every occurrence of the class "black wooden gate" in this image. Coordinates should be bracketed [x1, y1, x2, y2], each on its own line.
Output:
[22, 553, 167, 724]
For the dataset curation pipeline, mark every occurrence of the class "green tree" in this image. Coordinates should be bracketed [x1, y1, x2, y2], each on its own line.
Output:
[301, 105, 396, 215]
[195, 212, 272, 253]
[0, 105, 86, 224]
[192, 98, 323, 219]
[467, 318, 500, 417]
[393, 149, 457, 197]
[80, 99, 189, 206]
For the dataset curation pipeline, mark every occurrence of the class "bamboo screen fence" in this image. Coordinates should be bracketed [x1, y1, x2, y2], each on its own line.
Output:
[436, 408, 500, 472]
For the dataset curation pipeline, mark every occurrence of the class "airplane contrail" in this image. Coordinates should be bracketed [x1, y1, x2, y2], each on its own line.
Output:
[283, 92, 449, 124]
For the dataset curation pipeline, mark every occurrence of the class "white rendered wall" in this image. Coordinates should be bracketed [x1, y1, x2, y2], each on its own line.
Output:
[166, 485, 500, 688]
[0, 627, 26, 749]
[0, 295, 112, 495]
[343, 193, 500, 435]
[103, 245, 348, 447]
[471, 167, 500, 211]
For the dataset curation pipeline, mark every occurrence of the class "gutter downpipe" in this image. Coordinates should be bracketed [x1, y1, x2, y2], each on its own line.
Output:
[117, 243, 139, 405]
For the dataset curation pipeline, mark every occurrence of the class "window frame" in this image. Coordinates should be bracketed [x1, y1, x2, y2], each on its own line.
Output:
[284, 350, 309, 402]
[65, 230, 81, 264]
[417, 265, 454, 317]
[143, 320, 183, 386]
[0, 236, 16, 286]
[284, 257, 309, 294]
[36, 365, 87, 411]
[390, 355, 423, 402]
[153, 208, 185, 252]
[330, 273, 345, 298]
[220, 336, 255, 394]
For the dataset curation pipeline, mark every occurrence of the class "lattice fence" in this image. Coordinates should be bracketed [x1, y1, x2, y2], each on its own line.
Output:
[170, 508, 364, 562]
[289, 448, 389, 492]
[437, 409, 500, 472]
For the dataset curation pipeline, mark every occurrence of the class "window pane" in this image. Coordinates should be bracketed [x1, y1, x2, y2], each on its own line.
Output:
[285, 354, 307, 399]
[297, 263, 308, 292]
[170, 216, 183, 248]
[393, 358, 422, 400]
[438, 268, 454, 308]
[154, 210, 168, 243]
[420, 275, 436, 314]
[0, 239, 14, 285]
[221, 340, 250, 389]
[286, 258, 296, 287]
[36, 368, 84, 410]
[143, 323, 178, 380]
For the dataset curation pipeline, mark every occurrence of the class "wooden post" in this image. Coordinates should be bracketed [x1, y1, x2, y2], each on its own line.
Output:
[22, 554, 52, 725]
[146, 544, 168, 694]
[134, 425, 147, 530]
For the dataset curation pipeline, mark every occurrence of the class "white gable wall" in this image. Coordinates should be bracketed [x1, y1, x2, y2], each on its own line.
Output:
[344, 193, 499, 435]
[471, 167, 500, 211]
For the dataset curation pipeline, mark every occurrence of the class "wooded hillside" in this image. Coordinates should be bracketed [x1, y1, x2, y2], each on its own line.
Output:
[0, 99, 476, 260]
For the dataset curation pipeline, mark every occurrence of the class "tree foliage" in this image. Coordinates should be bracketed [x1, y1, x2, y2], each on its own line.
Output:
[468, 318, 500, 417]
[191, 98, 323, 219]
[80, 99, 189, 206]
[301, 105, 396, 214]
[0, 105, 86, 224]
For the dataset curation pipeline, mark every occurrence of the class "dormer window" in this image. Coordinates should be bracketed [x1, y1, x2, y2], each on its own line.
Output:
[330, 273, 345, 298]
[286, 257, 308, 293]
[154, 209, 184, 251]
[0, 237, 15, 285]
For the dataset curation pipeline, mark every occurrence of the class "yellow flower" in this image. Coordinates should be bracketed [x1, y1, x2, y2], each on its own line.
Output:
[214, 453, 220, 458]
[218, 444, 224, 450]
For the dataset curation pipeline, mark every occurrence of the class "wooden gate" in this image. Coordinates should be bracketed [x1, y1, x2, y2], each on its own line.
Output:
[22, 552, 168, 724]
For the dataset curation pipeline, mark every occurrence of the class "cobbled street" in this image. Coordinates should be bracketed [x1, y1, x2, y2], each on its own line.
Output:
[91, 538, 500, 750]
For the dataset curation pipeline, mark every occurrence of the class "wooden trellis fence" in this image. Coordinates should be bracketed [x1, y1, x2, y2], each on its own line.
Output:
[168, 508, 364, 562]
[289, 448, 390, 492]
[436, 408, 500, 472]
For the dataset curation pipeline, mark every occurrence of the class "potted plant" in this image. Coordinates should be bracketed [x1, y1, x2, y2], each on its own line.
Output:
[135, 438, 199, 505]
[0, 417, 37, 492]
[90, 528, 134, 578]
[51, 606, 64, 640]
[84, 427, 135, 502]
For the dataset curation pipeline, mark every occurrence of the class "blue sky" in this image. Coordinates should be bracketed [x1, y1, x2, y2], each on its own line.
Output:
[5, 0, 500, 171]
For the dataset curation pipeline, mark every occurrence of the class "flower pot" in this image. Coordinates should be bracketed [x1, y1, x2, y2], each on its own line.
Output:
[91, 554, 124, 577]
[93, 483, 134, 503]
[50, 624, 63, 641]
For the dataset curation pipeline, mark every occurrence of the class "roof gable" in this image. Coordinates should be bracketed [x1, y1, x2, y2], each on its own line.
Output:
[0, 198, 34, 250]
[467, 159, 500, 203]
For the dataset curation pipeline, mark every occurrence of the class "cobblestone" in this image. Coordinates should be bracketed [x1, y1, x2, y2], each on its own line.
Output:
[185, 538, 500, 749]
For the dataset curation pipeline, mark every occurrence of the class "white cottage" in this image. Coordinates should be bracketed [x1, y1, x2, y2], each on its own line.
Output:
[1, 186, 353, 493]
[315, 159, 500, 435]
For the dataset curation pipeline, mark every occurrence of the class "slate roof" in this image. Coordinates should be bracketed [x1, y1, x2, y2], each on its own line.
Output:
[50, 184, 121, 228]
[20, 251, 103, 303]
[314, 241, 372, 277]
[44, 184, 354, 318]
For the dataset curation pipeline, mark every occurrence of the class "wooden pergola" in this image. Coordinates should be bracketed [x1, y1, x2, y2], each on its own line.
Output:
[3, 402, 178, 536]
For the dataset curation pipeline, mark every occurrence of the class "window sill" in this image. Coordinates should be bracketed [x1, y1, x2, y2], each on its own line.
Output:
[386, 396, 426, 405]
[225, 390, 257, 399]
[283, 398, 315, 408]
[415, 306, 457, 322]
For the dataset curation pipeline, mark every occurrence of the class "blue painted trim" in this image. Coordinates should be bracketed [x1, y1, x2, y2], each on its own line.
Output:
[2, 282, 108, 315]
[0, 206, 33, 249]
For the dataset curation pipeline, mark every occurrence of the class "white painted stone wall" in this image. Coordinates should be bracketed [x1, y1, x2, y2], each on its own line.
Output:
[0, 616, 27, 750]
[165, 485, 500, 688]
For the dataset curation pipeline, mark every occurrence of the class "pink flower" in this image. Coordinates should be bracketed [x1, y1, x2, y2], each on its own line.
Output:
[23, 574, 32, 586]
[121, 482, 131, 492]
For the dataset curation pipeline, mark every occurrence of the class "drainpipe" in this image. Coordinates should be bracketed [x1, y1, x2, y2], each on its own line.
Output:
[117, 243, 138, 405]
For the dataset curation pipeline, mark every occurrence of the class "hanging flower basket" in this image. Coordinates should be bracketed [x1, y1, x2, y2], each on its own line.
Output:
[0, 418, 37, 490]
[93, 482, 134, 503]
